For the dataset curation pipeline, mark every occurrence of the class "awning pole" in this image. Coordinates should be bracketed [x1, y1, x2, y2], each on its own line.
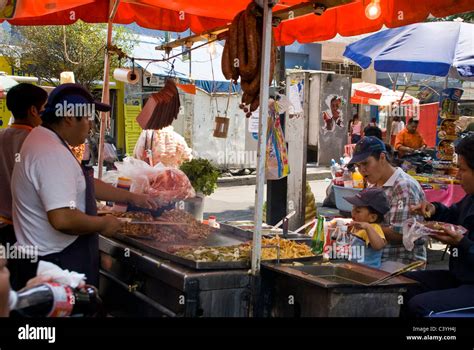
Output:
[98, 0, 120, 179]
[251, 0, 275, 276]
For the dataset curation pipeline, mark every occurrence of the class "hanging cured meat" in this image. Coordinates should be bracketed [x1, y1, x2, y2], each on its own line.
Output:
[221, 2, 276, 118]
[136, 79, 181, 130]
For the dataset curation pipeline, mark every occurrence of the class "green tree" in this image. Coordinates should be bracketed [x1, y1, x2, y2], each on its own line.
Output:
[1, 21, 137, 90]
[428, 11, 474, 23]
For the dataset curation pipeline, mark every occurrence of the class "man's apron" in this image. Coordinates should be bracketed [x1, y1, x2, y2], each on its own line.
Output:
[39, 128, 100, 286]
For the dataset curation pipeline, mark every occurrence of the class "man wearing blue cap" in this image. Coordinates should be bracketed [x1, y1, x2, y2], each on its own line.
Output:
[11, 84, 158, 288]
[348, 136, 426, 272]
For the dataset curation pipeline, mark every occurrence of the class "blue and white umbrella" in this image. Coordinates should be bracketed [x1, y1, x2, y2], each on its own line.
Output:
[343, 22, 474, 81]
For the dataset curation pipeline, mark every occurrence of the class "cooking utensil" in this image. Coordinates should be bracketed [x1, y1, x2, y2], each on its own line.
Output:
[368, 260, 426, 286]
[272, 210, 296, 230]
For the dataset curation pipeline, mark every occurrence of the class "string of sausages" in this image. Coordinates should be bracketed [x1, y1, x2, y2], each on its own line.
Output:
[222, 2, 276, 118]
[137, 79, 181, 130]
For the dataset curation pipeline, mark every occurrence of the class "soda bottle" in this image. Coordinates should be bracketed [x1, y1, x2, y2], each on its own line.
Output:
[352, 167, 364, 188]
[330, 159, 338, 179]
[334, 167, 344, 186]
[343, 169, 353, 188]
[9, 282, 104, 317]
[311, 215, 325, 255]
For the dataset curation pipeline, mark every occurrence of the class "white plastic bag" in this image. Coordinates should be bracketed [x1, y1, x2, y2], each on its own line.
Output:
[103, 142, 118, 162]
[403, 218, 467, 251]
[114, 157, 195, 203]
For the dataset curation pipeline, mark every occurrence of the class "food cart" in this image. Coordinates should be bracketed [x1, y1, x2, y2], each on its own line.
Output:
[2, 0, 473, 318]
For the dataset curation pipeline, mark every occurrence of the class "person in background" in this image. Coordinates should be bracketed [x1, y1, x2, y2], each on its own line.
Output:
[348, 137, 427, 272]
[364, 124, 383, 140]
[350, 114, 362, 144]
[0, 84, 48, 247]
[390, 116, 405, 147]
[395, 117, 427, 157]
[11, 84, 158, 289]
[405, 135, 474, 317]
[344, 188, 389, 269]
[368, 118, 378, 128]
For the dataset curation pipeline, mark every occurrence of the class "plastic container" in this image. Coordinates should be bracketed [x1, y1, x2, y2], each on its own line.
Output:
[112, 176, 132, 212]
[207, 215, 220, 229]
[333, 185, 363, 212]
[343, 169, 353, 188]
[352, 168, 364, 188]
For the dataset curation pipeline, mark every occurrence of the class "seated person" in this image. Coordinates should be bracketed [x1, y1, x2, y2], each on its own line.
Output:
[344, 188, 389, 269]
[395, 118, 427, 157]
[404, 134, 474, 317]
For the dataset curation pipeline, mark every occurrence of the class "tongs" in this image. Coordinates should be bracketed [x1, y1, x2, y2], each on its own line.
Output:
[271, 210, 296, 230]
[369, 260, 426, 286]
[117, 218, 190, 226]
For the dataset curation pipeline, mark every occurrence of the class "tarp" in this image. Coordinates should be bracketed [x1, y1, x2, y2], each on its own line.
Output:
[343, 22, 474, 80]
[4, 0, 474, 46]
[417, 102, 438, 147]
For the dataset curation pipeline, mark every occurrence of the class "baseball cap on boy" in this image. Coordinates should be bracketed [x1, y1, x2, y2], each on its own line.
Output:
[343, 187, 390, 215]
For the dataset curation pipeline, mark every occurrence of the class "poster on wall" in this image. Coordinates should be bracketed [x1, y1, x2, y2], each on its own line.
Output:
[435, 88, 463, 162]
[321, 95, 345, 134]
[316, 73, 351, 166]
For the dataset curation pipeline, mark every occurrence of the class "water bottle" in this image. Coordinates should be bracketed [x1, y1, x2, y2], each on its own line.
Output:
[343, 169, 353, 188]
[330, 159, 338, 179]
[9, 282, 103, 317]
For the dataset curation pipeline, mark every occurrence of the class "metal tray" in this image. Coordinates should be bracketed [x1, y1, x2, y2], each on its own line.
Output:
[219, 223, 311, 241]
[112, 225, 253, 270]
[112, 224, 314, 270]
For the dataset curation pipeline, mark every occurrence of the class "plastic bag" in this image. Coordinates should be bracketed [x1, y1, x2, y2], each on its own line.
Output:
[265, 115, 290, 180]
[103, 142, 118, 162]
[148, 168, 196, 203]
[133, 128, 192, 168]
[114, 157, 195, 203]
[403, 218, 467, 251]
[114, 157, 156, 194]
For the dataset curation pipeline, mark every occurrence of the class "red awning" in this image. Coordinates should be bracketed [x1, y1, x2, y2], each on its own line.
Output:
[4, 0, 474, 45]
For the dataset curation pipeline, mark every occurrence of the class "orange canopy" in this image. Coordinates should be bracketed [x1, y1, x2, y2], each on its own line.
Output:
[5, 0, 474, 45]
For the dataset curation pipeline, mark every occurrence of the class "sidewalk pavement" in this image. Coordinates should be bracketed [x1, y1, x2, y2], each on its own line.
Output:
[218, 165, 332, 187]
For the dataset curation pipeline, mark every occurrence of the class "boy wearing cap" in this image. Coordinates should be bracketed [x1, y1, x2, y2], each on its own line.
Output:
[11, 84, 157, 289]
[349, 136, 426, 272]
[345, 188, 389, 268]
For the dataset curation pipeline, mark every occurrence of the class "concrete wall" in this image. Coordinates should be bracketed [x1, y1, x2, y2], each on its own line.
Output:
[286, 43, 322, 70]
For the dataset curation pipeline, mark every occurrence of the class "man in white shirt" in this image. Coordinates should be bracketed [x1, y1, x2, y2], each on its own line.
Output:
[0, 84, 47, 248]
[11, 84, 157, 288]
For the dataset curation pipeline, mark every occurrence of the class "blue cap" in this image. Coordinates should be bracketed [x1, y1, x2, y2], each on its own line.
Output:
[343, 187, 390, 215]
[42, 83, 110, 120]
[348, 136, 386, 165]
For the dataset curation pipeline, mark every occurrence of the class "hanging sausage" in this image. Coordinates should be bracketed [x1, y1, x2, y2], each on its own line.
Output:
[136, 79, 181, 130]
[221, 2, 276, 118]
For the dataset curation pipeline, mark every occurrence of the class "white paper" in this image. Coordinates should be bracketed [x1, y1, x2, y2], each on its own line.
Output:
[248, 107, 260, 133]
[289, 84, 303, 114]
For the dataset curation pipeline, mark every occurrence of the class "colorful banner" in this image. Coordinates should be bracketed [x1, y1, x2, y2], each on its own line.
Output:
[435, 88, 463, 161]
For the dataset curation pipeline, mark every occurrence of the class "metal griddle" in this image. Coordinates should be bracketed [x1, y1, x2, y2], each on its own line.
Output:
[112, 223, 313, 270]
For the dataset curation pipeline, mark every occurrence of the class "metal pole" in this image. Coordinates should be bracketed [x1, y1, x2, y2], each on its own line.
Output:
[267, 45, 287, 226]
[98, 0, 120, 179]
[251, 0, 274, 276]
